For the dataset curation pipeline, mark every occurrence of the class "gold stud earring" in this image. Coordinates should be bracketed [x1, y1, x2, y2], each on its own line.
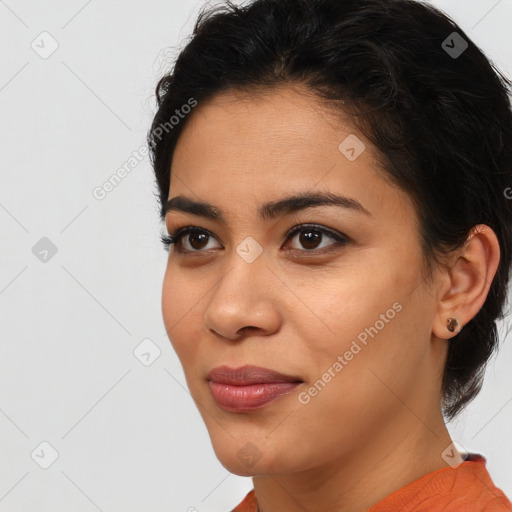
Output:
[447, 318, 460, 333]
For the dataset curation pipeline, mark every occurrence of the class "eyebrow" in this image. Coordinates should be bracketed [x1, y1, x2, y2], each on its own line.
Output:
[165, 191, 371, 222]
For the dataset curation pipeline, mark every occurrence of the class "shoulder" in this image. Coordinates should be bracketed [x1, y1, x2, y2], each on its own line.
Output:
[230, 455, 512, 512]
[369, 453, 512, 512]
[230, 489, 258, 512]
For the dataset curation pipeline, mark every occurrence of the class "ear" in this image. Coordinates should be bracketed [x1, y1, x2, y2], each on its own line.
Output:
[432, 224, 500, 340]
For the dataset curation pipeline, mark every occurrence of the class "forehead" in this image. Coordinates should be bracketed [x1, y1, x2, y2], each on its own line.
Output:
[168, 85, 415, 227]
[174, 84, 346, 151]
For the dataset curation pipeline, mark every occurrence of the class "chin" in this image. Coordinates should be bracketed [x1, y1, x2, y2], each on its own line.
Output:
[211, 435, 295, 477]
[220, 459, 260, 477]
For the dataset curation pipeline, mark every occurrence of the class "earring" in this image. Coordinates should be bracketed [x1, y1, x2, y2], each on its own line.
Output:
[447, 318, 460, 333]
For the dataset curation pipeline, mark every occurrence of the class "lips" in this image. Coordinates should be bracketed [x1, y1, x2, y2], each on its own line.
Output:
[206, 365, 303, 412]
[207, 365, 302, 385]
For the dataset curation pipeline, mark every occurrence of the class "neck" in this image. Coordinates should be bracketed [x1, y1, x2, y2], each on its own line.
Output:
[252, 405, 453, 512]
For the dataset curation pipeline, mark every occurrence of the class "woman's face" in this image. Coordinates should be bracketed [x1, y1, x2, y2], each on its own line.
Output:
[162, 85, 448, 477]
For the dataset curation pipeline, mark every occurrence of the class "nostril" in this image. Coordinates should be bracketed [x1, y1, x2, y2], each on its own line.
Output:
[237, 326, 259, 336]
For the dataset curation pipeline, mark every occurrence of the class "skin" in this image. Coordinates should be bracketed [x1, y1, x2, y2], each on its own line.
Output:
[161, 84, 500, 512]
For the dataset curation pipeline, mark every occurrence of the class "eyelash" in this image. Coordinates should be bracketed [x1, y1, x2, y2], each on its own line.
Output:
[160, 223, 350, 255]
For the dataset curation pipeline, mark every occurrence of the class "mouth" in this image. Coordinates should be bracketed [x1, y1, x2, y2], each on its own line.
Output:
[206, 365, 303, 412]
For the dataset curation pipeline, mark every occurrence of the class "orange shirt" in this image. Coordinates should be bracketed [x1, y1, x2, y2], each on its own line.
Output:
[231, 453, 511, 512]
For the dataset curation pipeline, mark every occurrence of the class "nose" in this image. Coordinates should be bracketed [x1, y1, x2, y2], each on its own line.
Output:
[203, 249, 281, 341]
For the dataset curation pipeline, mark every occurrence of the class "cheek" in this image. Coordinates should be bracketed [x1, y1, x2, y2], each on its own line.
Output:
[161, 265, 203, 367]
[297, 254, 431, 382]
[315, 285, 434, 407]
[291, 302, 426, 446]
[296, 270, 401, 358]
[161, 267, 178, 330]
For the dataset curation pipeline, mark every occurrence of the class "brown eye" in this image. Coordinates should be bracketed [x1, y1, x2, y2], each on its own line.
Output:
[186, 231, 210, 250]
[166, 227, 221, 253]
[285, 224, 349, 252]
[296, 230, 323, 250]
[164, 223, 349, 255]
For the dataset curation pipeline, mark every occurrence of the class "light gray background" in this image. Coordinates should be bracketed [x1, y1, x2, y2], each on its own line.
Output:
[0, 1, 511, 511]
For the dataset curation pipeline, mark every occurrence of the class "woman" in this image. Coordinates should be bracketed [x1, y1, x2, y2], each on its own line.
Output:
[148, 0, 512, 510]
